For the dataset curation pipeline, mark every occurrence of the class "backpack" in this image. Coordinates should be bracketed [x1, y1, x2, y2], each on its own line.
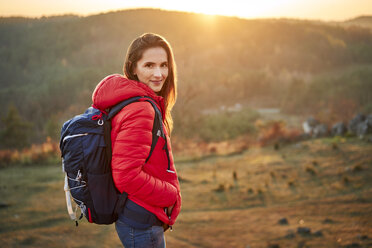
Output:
[60, 96, 165, 226]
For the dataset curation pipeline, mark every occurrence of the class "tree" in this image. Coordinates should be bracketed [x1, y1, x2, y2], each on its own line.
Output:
[0, 104, 32, 150]
[45, 115, 60, 141]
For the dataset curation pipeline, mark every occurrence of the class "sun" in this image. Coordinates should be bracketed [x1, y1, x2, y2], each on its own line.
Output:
[155, 0, 296, 19]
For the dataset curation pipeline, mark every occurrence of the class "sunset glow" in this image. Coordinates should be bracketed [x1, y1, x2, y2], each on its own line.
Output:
[0, 0, 371, 21]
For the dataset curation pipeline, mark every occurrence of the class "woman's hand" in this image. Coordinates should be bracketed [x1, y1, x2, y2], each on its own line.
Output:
[167, 204, 174, 216]
[169, 192, 181, 225]
[163, 204, 174, 232]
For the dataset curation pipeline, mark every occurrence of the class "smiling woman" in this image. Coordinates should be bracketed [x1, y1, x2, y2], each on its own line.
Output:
[91, 33, 181, 248]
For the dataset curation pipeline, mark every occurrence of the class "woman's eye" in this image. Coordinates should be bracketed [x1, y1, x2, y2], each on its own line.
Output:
[161, 63, 168, 68]
[145, 63, 153, 68]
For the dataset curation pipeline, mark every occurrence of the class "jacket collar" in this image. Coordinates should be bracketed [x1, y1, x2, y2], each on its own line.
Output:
[92, 74, 165, 117]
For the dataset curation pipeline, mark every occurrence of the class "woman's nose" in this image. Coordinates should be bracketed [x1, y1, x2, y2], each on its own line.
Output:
[153, 67, 162, 77]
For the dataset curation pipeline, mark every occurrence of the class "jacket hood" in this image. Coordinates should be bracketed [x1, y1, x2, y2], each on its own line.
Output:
[92, 74, 164, 112]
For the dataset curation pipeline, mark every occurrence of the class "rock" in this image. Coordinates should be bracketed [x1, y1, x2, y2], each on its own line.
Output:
[0, 202, 9, 208]
[285, 233, 295, 239]
[345, 166, 352, 172]
[214, 184, 225, 192]
[366, 114, 372, 127]
[331, 122, 347, 136]
[297, 227, 311, 235]
[307, 117, 319, 127]
[267, 244, 280, 248]
[313, 124, 328, 138]
[356, 121, 371, 138]
[348, 114, 366, 134]
[344, 243, 362, 248]
[284, 230, 296, 239]
[356, 234, 369, 240]
[303, 117, 319, 135]
[278, 218, 289, 225]
[313, 230, 323, 237]
[322, 218, 334, 224]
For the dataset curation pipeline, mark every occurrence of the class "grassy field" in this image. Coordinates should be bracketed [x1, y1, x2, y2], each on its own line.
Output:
[0, 137, 371, 248]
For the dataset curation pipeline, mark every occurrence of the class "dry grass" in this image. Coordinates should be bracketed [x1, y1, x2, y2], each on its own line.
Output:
[171, 137, 372, 247]
[0, 137, 371, 247]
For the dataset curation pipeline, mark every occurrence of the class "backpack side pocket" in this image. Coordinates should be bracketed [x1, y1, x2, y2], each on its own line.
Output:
[87, 172, 118, 224]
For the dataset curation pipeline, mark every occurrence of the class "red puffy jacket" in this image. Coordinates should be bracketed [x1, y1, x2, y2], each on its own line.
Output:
[92, 74, 181, 225]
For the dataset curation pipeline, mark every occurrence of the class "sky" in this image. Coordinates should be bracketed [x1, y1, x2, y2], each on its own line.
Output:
[0, 0, 371, 21]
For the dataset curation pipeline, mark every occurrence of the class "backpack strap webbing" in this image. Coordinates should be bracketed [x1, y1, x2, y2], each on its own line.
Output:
[104, 96, 165, 164]
[107, 96, 143, 120]
[142, 96, 165, 163]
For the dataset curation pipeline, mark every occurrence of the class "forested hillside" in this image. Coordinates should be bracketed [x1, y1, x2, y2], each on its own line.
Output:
[1, 9, 372, 147]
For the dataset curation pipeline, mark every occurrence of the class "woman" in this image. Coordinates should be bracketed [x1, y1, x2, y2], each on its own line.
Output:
[92, 33, 181, 248]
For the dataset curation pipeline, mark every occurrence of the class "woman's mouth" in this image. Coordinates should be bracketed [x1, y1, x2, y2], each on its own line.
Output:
[151, 80, 162, 85]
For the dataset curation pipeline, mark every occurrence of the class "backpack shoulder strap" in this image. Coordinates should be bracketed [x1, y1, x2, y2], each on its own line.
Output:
[142, 97, 164, 163]
[107, 96, 143, 120]
[105, 96, 164, 163]
[141, 97, 171, 170]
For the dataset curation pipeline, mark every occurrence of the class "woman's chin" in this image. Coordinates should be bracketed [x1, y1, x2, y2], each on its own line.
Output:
[150, 84, 163, 93]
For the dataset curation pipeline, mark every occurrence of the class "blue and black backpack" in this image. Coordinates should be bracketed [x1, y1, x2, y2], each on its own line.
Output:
[60, 96, 165, 225]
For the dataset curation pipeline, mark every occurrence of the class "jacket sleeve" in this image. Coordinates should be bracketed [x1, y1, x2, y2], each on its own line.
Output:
[111, 101, 178, 208]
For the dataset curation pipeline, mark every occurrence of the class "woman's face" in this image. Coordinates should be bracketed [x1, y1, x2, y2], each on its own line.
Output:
[133, 46, 168, 93]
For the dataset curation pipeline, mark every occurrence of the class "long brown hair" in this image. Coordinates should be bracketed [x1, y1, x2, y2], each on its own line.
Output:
[123, 33, 177, 134]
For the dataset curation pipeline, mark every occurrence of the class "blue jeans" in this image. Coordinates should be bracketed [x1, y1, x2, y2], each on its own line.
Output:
[115, 219, 166, 248]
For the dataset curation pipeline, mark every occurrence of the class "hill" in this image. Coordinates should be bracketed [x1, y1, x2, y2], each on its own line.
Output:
[344, 15, 372, 29]
[0, 9, 372, 145]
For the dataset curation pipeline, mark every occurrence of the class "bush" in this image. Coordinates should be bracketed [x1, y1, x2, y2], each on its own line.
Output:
[0, 137, 59, 167]
[198, 107, 259, 142]
[256, 120, 302, 146]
